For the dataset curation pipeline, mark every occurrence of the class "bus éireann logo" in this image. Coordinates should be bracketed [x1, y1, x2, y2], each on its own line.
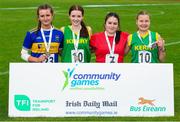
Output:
[138, 97, 155, 106]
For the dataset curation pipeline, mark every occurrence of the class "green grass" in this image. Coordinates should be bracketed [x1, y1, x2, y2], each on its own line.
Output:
[0, 0, 180, 121]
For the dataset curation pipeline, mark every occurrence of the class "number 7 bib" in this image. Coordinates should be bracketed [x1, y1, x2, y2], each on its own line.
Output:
[105, 54, 119, 63]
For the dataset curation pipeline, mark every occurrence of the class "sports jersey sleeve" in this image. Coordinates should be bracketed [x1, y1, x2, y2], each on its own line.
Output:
[60, 27, 65, 33]
[156, 32, 161, 41]
[90, 34, 97, 49]
[128, 34, 132, 46]
[59, 33, 64, 49]
[86, 26, 92, 37]
[22, 32, 33, 50]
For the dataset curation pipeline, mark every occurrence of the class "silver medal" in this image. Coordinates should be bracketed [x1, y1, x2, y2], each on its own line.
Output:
[73, 53, 79, 62]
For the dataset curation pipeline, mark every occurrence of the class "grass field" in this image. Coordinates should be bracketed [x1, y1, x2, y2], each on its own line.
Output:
[0, 0, 180, 121]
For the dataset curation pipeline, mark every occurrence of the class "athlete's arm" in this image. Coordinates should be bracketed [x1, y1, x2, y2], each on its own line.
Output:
[89, 34, 96, 53]
[156, 34, 166, 62]
[124, 35, 131, 55]
[21, 48, 47, 62]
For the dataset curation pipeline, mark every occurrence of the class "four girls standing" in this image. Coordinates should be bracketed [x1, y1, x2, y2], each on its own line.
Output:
[21, 4, 165, 63]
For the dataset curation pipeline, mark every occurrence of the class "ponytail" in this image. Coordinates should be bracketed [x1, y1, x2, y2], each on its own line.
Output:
[80, 21, 89, 38]
[115, 31, 121, 44]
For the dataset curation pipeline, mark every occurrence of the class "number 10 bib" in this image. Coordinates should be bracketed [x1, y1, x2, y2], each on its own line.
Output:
[71, 49, 84, 63]
[138, 51, 152, 63]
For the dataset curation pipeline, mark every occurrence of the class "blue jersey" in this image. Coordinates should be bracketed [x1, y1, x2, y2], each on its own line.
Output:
[22, 28, 64, 62]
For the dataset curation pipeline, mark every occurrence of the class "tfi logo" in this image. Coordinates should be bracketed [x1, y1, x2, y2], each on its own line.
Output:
[14, 95, 31, 111]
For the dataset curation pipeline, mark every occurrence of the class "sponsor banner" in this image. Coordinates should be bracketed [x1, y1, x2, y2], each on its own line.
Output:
[9, 63, 174, 117]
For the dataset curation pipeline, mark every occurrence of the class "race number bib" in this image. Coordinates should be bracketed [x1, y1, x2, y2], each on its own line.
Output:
[43, 54, 55, 63]
[138, 51, 152, 63]
[105, 54, 119, 63]
[71, 49, 84, 63]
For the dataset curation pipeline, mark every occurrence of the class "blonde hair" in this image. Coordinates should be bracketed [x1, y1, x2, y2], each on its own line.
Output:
[136, 10, 150, 20]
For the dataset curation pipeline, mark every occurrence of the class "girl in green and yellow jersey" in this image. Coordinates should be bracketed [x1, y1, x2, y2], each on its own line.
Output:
[61, 5, 92, 63]
[125, 10, 165, 63]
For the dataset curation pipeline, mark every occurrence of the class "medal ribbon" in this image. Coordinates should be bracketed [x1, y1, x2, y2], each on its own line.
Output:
[72, 31, 80, 53]
[105, 31, 116, 56]
[41, 26, 53, 54]
[137, 30, 152, 47]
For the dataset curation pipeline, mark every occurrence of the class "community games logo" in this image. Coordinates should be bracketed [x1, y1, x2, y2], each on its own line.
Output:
[61, 64, 121, 91]
[61, 64, 78, 91]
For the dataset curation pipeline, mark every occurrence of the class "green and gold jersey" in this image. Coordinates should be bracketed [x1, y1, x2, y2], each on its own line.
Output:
[128, 31, 159, 63]
[61, 25, 91, 63]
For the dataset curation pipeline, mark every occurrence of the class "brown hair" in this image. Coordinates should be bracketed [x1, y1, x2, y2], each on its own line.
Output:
[37, 4, 54, 31]
[104, 12, 121, 44]
[69, 5, 89, 38]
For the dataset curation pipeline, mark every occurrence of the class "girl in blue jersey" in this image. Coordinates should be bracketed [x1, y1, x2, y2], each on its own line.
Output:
[21, 4, 64, 63]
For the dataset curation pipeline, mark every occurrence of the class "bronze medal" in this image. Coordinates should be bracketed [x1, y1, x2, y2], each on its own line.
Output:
[46, 52, 50, 57]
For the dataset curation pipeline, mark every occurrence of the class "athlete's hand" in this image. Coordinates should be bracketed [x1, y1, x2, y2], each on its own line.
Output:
[37, 54, 48, 62]
[156, 39, 165, 52]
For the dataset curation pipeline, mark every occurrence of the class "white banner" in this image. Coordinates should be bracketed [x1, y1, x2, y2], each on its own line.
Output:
[9, 63, 174, 117]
